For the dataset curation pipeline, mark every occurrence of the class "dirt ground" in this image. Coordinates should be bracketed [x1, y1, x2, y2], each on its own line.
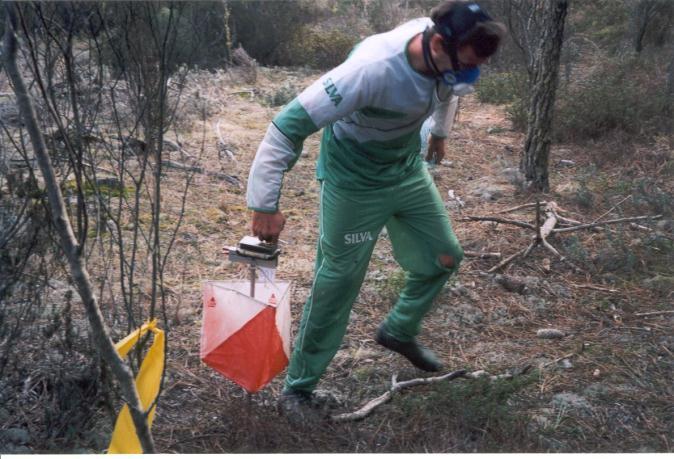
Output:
[135, 66, 672, 453]
[2, 65, 672, 453]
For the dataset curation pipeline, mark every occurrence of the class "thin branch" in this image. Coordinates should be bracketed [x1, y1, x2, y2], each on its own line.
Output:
[3, 4, 155, 452]
[487, 240, 536, 273]
[633, 310, 674, 317]
[553, 215, 662, 233]
[460, 215, 535, 230]
[541, 353, 575, 368]
[591, 195, 632, 224]
[571, 283, 619, 293]
[162, 159, 240, 187]
[331, 370, 467, 422]
[464, 251, 502, 259]
[497, 201, 548, 214]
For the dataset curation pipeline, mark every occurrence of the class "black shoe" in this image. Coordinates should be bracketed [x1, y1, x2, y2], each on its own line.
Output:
[375, 323, 443, 372]
[278, 389, 324, 423]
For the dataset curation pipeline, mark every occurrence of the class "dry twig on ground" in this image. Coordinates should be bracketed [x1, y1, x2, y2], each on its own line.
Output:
[463, 201, 662, 273]
[331, 370, 467, 422]
[331, 366, 533, 422]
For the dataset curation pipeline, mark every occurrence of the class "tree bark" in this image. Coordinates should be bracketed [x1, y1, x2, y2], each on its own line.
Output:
[665, 44, 674, 140]
[520, 0, 568, 192]
[2, 4, 156, 453]
[630, 0, 659, 54]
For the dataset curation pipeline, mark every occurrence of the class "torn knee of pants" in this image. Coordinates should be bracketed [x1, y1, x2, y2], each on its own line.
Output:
[438, 254, 455, 269]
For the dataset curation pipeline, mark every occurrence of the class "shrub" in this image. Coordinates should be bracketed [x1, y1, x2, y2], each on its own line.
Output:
[98, 3, 231, 74]
[228, 0, 319, 66]
[367, 0, 408, 33]
[507, 96, 529, 132]
[632, 178, 674, 218]
[476, 71, 529, 131]
[553, 56, 669, 142]
[476, 71, 528, 106]
[262, 83, 300, 107]
[393, 373, 539, 451]
[275, 26, 358, 70]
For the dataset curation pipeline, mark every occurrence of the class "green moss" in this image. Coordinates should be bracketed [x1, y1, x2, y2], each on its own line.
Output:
[62, 178, 134, 199]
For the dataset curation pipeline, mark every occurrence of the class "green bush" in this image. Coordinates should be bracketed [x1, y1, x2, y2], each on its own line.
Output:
[276, 26, 358, 70]
[553, 57, 669, 142]
[97, 3, 231, 74]
[506, 96, 529, 132]
[476, 71, 529, 131]
[632, 179, 674, 218]
[367, 0, 407, 33]
[228, 0, 320, 66]
[395, 373, 538, 451]
[262, 83, 300, 107]
[476, 71, 528, 105]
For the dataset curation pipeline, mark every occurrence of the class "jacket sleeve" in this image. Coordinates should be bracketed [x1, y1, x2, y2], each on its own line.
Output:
[429, 95, 459, 138]
[246, 62, 372, 213]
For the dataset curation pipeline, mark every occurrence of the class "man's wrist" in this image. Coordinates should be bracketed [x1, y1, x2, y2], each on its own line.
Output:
[250, 207, 278, 214]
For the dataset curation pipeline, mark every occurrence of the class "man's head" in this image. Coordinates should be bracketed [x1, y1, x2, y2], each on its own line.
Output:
[428, 1, 506, 72]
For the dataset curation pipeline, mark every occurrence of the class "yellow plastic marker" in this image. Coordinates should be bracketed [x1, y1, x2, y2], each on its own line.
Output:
[108, 319, 165, 454]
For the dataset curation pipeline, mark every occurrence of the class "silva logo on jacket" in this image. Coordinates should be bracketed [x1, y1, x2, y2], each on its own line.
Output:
[322, 78, 343, 107]
[344, 231, 373, 245]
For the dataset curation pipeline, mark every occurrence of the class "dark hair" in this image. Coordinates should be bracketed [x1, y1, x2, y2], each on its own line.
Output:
[431, 1, 506, 58]
[458, 21, 506, 57]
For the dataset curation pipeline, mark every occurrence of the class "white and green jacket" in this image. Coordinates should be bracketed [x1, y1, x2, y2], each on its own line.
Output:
[247, 18, 468, 213]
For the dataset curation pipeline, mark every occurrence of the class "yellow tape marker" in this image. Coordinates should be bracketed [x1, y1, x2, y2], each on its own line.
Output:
[108, 319, 165, 454]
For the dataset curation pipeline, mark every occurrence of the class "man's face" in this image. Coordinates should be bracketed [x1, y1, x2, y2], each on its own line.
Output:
[455, 45, 487, 70]
[430, 35, 487, 72]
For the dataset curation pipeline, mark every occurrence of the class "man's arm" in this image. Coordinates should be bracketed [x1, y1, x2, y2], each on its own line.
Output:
[247, 62, 372, 241]
[425, 95, 458, 163]
[425, 67, 480, 163]
[247, 100, 316, 242]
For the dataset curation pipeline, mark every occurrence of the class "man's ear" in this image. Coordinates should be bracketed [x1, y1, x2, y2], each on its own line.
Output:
[429, 34, 445, 56]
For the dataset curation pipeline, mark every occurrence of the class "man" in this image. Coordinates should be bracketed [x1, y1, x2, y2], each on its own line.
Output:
[246, 1, 505, 415]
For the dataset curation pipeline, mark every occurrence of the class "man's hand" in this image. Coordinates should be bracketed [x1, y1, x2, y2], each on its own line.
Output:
[425, 135, 447, 164]
[251, 210, 286, 243]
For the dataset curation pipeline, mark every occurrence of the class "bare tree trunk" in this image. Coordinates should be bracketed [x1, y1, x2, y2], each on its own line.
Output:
[2, 4, 156, 453]
[520, 0, 568, 192]
[499, 0, 545, 78]
[665, 44, 674, 141]
[629, 0, 660, 54]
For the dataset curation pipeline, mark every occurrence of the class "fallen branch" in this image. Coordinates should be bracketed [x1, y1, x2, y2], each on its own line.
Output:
[332, 366, 533, 422]
[633, 310, 674, 317]
[539, 202, 560, 260]
[556, 214, 582, 225]
[331, 370, 467, 422]
[571, 283, 619, 293]
[496, 201, 548, 214]
[591, 195, 631, 224]
[163, 139, 196, 160]
[162, 159, 240, 187]
[460, 215, 535, 230]
[487, 240, 535, 273]
[464, 251, 501, 259]
[228, 89, 256, 99]
[553, 215, 662, 233]
[541, 353, 575, 368]
[215, 120, 236, 162]
[480, 199, 660, 273]
[629, 222, 653, 232]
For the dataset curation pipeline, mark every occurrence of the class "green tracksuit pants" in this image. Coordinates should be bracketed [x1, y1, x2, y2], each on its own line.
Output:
[284, 166, 464, 393]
